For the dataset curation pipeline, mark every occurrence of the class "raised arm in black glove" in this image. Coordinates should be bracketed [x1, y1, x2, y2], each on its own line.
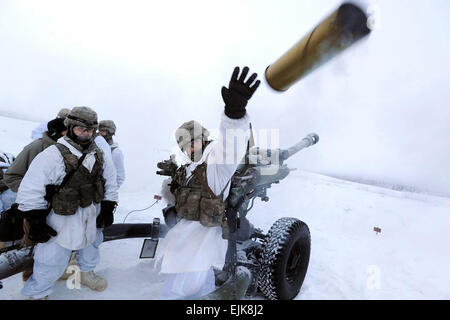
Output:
[96, 200, 117, 228]
[23, 209, 57, 243]
[221, 66, 261, 119]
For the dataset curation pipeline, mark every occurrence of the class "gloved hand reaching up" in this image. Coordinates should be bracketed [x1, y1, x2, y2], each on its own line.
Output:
[222, 66, 260, 119]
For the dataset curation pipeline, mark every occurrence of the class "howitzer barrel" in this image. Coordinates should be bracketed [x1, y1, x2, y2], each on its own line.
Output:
[0, 247, 33, 281]
[265, 2, 371, 91]
[0, 223, 170, 283]
[281, 133, 319, 161]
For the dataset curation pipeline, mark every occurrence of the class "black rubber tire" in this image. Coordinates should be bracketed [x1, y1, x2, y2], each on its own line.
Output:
[258, 217, 311, 300]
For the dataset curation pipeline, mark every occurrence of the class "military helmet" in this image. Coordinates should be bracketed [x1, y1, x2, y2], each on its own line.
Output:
[57, 108, 70, 119]
[174, 120, 210, 150]
[99, 120, 117, 135]
[64, 106, 98, 129]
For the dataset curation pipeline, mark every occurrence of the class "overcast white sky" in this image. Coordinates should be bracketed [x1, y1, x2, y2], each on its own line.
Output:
[0, 0, 449, 196]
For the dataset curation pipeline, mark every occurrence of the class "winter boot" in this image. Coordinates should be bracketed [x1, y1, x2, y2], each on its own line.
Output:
[80, 271, 107, 291]
[59, 252, 78, 281]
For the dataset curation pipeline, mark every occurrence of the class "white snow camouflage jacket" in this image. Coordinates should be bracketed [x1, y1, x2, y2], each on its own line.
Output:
[110, 142, 125, 188]
[16, 137, 119, 250]
[156, 112, 250, 274]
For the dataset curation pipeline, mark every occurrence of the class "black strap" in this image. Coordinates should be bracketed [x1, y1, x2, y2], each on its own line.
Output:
[58, 153, 88, 191]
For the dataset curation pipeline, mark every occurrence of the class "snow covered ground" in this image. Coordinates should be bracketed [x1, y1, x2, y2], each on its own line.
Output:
[1, 115, 450, 300]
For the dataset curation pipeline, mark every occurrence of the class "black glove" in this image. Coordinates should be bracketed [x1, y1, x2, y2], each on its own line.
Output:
[0, 204, 24, 242]
[23, 209, 57, 243]
[96, 200, 117, 228]
[221, 66, 261, 119]
[44, 184, 58, 204]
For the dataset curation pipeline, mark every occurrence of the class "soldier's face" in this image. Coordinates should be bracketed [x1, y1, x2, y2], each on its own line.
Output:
[73, 126, 95, 141]
[184, 139, 203, 162]
[99, 130, 108, 137]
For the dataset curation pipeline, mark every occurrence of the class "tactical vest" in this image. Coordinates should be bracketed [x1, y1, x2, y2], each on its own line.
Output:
[51, 143, 105, 216]
[173, 162, 228, 228]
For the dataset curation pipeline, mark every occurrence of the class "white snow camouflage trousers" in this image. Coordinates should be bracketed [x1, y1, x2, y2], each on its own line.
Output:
[21, 229, 104, 299]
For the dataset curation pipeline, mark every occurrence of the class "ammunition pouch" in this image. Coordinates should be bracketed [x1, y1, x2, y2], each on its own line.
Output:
[199, 197, 225, 227]
[173, 163, 229, 228]
[174, 188, 201, 221]
[52, 187, 81, 215]
[52, 178, 104, 216]
[175, 189, 226, 227]
[79, 183, 96, 207]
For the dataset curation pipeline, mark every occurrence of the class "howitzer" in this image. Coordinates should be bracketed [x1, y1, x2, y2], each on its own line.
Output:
[228, 133, 319, 214]
[1, 134, 318, 299]
[0, 244, 34, 283]
[206, 133, 319, 300]
[0, 220, 167, 286]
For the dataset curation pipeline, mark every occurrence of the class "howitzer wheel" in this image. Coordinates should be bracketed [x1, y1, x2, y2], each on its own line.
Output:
[257, 217, 311, 300]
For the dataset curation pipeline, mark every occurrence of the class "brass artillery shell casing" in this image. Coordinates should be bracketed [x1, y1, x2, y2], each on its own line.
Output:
[265, 2, 371, 92]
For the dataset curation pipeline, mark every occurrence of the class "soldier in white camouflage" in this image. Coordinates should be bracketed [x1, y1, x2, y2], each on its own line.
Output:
[98, 120, 125, 188]
[155, 66, 260, 299]
[16, 106, 119, 299]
